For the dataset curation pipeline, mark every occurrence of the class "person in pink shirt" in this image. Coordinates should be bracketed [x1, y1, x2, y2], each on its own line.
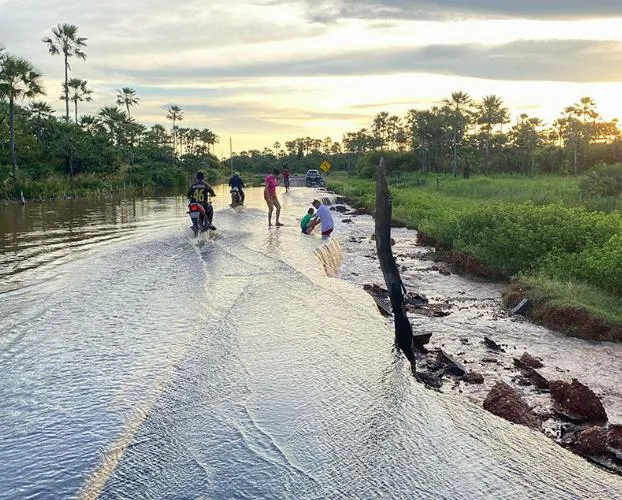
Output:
[264, 168, 283, 227]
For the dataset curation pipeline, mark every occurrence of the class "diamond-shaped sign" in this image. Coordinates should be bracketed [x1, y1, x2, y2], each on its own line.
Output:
[320, 160, 333, 173]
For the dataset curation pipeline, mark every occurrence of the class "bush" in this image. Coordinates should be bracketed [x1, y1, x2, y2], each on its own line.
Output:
[543, 234, 622, 296]
[126, 166, 186, 188]
[356, 151, 421, 178]
[445, 202, 622, 277]
[581, 163, 622, 198]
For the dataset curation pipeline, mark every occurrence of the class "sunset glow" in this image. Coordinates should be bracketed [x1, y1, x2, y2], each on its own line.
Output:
[2, 0, 621, 153]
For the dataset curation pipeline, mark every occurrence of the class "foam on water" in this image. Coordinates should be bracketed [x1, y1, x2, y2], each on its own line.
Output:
[0, 186, 620, 499]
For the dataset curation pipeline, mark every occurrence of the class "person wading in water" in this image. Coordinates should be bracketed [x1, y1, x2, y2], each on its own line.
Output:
[264, 168, 283, 227]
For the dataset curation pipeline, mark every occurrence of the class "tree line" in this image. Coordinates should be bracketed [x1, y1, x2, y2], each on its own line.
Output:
[3, 24, 621, 189]
[234, 92, 621, 177]
[0, 24, 222, 191]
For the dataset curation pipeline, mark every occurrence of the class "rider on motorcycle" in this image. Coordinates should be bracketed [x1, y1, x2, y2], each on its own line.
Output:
[228, 172, 245, 205]
[188, 171, 216, 230]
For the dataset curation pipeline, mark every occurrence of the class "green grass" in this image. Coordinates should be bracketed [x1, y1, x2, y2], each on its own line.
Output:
[329, 171, 622, 212]
[327, 171, 622, 333]
[517, 275, 622, 326]
[0, 165, 234, 201]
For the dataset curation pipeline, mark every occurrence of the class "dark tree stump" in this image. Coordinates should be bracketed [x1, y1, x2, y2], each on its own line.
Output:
[374, 158, 418, 372]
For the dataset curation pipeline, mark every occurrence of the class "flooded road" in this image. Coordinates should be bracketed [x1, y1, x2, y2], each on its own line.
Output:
[1, 186, 621, 499]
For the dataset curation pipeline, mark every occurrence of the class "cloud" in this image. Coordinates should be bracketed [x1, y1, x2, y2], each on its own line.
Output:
[99, 39, 622, 84]
[3, 0, 622, 151]
[300, 0, 622, 21]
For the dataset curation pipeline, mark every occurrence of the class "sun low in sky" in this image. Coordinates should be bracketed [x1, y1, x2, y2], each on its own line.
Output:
[2, 0, 622, 154]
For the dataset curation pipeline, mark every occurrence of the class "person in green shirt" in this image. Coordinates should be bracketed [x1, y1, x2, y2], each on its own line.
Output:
[300, 207, 315, 234]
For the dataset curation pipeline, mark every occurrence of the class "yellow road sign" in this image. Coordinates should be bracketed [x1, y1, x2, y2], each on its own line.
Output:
[320, 160, 333, 173]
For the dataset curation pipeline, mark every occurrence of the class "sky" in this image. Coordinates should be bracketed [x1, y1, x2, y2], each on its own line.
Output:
[1, 0, 622, 156]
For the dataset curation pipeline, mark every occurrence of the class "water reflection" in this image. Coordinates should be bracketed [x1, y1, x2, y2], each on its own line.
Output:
[0, 187, 620, 499]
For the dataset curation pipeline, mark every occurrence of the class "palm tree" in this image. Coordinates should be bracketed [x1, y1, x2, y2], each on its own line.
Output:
[371, 111, 389, 149]
[510, 114, 543, 174]
[477, 94, 509, 174]
[166, 104, 183, 152]
[27, 101, 55, 141]
[79, 114, 102, 134]
[116, 87, 139, 119]
[144, 124, 170, 148]
[66, 78, 93, 123]
[551, 117, 568, 147]
[443, 91, 472, 175]
[98, 105, 127, 147]
[200, 128, 218, 154]
[575, 96, 599, 124]
[177, 127, 189, 155]
[386, 115, 401, 151]
[42, 24, 87, 122]
[0, 54, 45, 178]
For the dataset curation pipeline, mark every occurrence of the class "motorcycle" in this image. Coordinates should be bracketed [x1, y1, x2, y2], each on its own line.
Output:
[187, 201, 213, 236]
[230, 187, 243, 208]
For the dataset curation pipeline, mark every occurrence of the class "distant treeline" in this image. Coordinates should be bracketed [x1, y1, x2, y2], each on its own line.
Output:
[3, 25, 622, 199]
[231, 93, 621, 178]
[0, 24, 226, 199]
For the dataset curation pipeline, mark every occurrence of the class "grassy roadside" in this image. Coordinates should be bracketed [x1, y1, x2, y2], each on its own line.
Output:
[0, 166, 232, 202]
[327, 172, 622, 340]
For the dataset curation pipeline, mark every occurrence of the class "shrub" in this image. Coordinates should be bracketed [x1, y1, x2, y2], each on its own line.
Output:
[581, 163, 622, 198]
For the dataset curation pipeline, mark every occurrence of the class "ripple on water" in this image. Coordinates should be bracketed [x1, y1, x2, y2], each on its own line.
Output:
[0, 189, 620, 499]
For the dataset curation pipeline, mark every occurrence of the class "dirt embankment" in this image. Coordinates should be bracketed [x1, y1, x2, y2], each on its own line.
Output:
[502, 282, 622, 343]
[331, 194, 622, 342]
[417, 231, 622, 343]
[331, 199, 622, 474]
[363, 282, 622, 475]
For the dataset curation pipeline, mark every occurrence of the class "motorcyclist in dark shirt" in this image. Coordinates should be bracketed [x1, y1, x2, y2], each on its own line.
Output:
[188, 171, 216, 230]
[228, 172, 245, 205]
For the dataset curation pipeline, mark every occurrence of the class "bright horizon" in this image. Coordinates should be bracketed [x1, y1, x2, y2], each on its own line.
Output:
[2, 0, 622, 156]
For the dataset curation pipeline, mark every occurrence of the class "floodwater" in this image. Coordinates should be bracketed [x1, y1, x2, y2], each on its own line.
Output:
[337, 212, 622, 427]
[0, 185, 620, 499]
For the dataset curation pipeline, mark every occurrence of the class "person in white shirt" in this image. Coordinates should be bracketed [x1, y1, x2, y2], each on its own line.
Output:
[307, 199, 334, 236]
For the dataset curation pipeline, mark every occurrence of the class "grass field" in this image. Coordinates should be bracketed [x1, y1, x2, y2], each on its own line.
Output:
[327, 171, 622, 330]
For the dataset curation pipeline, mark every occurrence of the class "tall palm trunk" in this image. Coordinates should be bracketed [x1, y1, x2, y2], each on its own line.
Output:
[452, 132, 458, 176]
[485, 131, 491, 175]
[9, 97, 17, 178]
[64, 53, 69, 121]
[74, 100, 78, 123]
[172, 118, 176, 152]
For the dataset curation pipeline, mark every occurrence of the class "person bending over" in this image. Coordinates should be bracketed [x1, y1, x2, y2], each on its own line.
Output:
[307, 199, 334, 236]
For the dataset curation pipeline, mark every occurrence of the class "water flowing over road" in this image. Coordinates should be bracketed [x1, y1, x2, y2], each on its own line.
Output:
[1, 186, 620, 499]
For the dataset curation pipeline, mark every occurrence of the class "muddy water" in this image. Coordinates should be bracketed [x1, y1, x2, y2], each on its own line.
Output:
[336, 210, 622, 426]
[0, 186, 621, 499]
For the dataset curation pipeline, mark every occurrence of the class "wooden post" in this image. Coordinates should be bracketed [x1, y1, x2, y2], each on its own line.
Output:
[374, 158, 417, 373]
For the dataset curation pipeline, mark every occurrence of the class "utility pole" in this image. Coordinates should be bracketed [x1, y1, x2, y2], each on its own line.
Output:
[229, 138, 233, 176]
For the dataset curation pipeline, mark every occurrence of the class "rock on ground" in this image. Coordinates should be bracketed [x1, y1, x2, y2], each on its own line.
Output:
[549, 379, 608, 424]
[483, 381, 540, 429]
[463, 372, 484, 384]
[573, 426, 609, 456]
[519, 352, 544, 369]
